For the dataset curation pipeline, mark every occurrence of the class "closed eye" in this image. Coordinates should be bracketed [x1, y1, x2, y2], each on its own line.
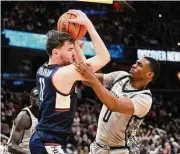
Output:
[136, 61, 143, 67]
[68, 48, 74, 51]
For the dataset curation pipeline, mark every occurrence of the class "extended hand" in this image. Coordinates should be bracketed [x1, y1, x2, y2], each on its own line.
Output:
[67, 9, 91, 27]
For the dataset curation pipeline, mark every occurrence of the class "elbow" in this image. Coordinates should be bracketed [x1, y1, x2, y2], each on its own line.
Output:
[107, 54, 111, 63]
[100, 50, 111, 63]
[103, 54, 111, 65]
[105, 51, 111, 62]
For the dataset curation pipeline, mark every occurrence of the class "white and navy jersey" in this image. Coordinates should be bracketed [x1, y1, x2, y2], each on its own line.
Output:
[36, 64, 78, 136]
[96, 71, 152, 152]
[8, 107, 38, 152]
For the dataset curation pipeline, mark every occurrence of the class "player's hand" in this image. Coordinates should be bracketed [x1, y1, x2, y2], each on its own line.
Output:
[67, 9, 91, 27]
[74, 61, 97, 84]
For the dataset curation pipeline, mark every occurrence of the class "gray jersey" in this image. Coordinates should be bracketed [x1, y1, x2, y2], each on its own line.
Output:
[96, 71, 152, 152]
[8, 107, 38, 152]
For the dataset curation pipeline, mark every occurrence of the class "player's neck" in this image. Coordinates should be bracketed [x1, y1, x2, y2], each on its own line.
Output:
[130, 79, 148, 90]
[48, 57, 62, 65]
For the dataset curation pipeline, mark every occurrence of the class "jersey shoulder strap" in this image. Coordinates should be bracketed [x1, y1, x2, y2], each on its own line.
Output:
[21, 107, 32, 129]
[113, 75, 130, 85]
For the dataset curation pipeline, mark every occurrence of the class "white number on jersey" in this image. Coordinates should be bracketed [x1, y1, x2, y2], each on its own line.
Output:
[39, 78, 45, 101]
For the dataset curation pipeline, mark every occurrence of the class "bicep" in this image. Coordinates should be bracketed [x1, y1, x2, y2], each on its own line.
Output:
[115, 98, 134, 114]
[85, 56, 109, 73]
[9, 125, 24, 144]
[52, 65, 88, 93]
[9, 112, 30, 144]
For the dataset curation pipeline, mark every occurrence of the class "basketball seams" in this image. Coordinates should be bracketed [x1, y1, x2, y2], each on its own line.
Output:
[69, 15, 80, 39]
[75, 25, 81, 40]
[67, 14, 72, 34]
[57, 13, 87, 40]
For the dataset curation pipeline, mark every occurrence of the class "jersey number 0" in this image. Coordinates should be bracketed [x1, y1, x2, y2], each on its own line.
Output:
[103, 109, 112, 122]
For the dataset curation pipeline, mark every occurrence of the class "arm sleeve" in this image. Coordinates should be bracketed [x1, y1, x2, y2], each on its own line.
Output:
[131, 94, 152, 117]
[103, 71, 128, 89]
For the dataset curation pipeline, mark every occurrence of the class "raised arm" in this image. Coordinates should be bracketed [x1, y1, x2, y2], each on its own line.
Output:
[8, 111, 31, 154]
[68, 9, 111, 72]
[74, 41, 86, 62]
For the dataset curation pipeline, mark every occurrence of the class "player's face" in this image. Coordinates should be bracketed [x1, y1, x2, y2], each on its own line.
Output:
[30, 89, 39, 107]
[129, 58, 153, 81]
[58, 41, 76, 65]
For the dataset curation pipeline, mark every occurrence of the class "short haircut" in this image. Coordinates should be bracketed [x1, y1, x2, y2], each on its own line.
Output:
[144, 57, 161, 82]
[46, 30, 74, 56]
[31, 87, 39, 97]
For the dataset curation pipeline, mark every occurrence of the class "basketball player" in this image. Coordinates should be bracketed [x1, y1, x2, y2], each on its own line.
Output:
[75, 57, 160, 154]
[7, 87, 39, 154]
[29, 9, 110, 154]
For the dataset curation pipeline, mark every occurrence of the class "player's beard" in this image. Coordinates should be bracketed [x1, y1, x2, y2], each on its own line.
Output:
[60, 56, 73, 66]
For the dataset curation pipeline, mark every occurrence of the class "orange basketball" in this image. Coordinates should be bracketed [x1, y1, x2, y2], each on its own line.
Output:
[57, 12, 87, 40]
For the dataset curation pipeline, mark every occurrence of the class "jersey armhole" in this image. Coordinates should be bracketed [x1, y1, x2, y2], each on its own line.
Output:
[21, 110, 32, 130]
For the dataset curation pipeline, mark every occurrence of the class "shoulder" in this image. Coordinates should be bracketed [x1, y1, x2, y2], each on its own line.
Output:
[108, 71, 129, 81]
[53, 64, 75, 78]
[14, 110, 31, 130]
[104, 71, 129, 78]
[116, 71, 129, 78]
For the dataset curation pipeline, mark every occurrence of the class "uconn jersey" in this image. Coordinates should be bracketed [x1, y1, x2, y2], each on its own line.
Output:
[96, 71, 152, 153]
[8, 107, 38, 152]
[36, 63, 77, 135]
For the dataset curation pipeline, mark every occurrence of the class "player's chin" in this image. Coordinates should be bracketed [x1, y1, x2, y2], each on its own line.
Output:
[129, 70, 133, 75]
[66, 60, 74, 65]
[129, 71, 134, 78]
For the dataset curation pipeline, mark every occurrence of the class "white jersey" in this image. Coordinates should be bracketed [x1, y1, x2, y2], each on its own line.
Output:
[96, 71, 152, 153]
[8, 107, 38, 152]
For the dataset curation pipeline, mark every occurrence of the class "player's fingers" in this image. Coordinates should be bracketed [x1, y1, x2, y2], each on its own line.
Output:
[68, 18, 78, 23]
[75, 64, 82, 72]
[74, 61, 80, 68]
[75, 66, 85, 76]
[79, 62, 87, 70]
[67, 10, 79, 16]
[75, 62, 84, 71]
[75, 66, 81, 72]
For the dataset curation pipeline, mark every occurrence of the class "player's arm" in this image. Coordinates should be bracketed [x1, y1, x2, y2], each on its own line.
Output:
[82, 73, 104, 86]
[68, 10, 111, 72]
[84, 20, 110, 72]
[52, 67, 118, 93]
[74, 41, 86, 62]
[95, 73, 105, 84]
[74, 62, 152, 116]
[8, 111, 31, 154]
[88, 78, 135, 114]
[83, 72, 121, 87]
[87, 78, 152, 116]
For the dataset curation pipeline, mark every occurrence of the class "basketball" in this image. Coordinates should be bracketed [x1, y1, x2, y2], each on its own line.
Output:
[57, 12, 87, 40]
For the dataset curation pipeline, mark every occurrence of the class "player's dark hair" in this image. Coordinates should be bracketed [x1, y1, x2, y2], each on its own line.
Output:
[46, 30, 74, 56]
[144, 57, 161, 83]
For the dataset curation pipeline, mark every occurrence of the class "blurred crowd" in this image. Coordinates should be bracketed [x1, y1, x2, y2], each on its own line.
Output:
[1, 1, 180, 49]
[1, 86, 180, 154]
[1, 1, 180, 154]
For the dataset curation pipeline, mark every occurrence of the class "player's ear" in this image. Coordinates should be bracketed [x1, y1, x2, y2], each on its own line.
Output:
[147, 72, 154, 80]
[52, 48, 59, 56]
